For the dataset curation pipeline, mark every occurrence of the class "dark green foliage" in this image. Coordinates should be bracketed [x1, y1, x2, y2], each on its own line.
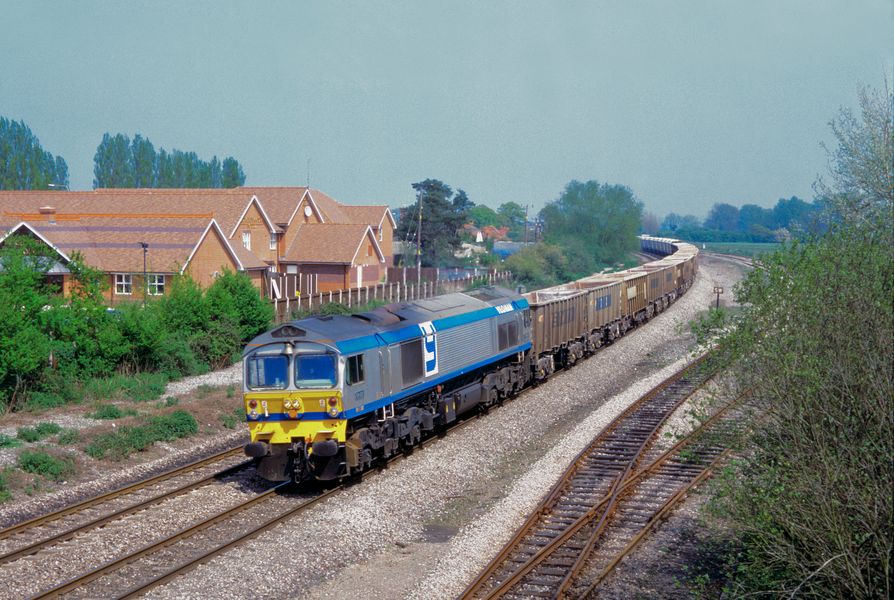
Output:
[84, 410, 198, 460]
[93, 132, 246, 189]
[0, 238, 267, 410]
[0, 470, 10, 503]
[88, 404, 137, 420]
[18, 450, 74, 481]
[57, 429, 80, 445]
[396, 179, 471, 267]
[504, 244, 570, 290]
[713, 221, 893, 598]
[0, 434, 21, 449]
[17, 422, 62, 442]
[0, 116, 69, 189]
[539, 180, 642, 279]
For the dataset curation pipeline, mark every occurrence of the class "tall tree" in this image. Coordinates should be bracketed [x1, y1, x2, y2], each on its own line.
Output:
[396, 179, 467, 267]
[0, 117, 69, 190]
[94, 132, 246, 189]
[703, 202, 740, 231]
[737, 203, 773, 232]
[94, 133, 135, 188]
[469, 205, 501, 227]
[818, 79, 894, 222]
[641, 211, 660, 234]
[131, 134, 156, 187]
[221, 156, 245, 188]
[540, 180, 643, 277]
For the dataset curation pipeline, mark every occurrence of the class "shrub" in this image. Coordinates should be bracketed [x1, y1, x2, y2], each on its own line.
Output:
[0, 434, 22, 448]
[714, 222, 892, 598]
[18, 450, 74, 481]
[85, 410, 198, 460]
[0, 470, 10, 503]
[57, 429, 80, 445]
[88, 404, 137, 420]
[17, 422, 62, 443]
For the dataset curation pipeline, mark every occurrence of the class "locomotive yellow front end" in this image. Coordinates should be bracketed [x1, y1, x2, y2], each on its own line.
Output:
[242, 341, 346, 482]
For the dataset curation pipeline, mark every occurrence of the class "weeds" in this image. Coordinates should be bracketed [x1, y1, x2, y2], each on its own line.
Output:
[88, 404, 137, 420]
[0, 434, 22, 449]
[84, 410, 198, 460]
[18, 450, 74, 481]
[17, 422, 62, 443]
[57, 429, 80, 445]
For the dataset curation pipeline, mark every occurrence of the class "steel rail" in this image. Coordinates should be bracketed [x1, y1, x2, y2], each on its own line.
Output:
[463, 354, 715, 600]
[30, 404, 482, 599]
[579, 449, 732, 598]
[468, 390, 747, 600]
[31, 481, 292, 599]
[115, 413, 485, 599]
[0, 458, 253, 565]
[0, 445, 243, 542]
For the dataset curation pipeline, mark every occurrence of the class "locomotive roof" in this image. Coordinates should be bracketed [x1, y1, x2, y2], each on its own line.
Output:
[244, 286, 525, 354]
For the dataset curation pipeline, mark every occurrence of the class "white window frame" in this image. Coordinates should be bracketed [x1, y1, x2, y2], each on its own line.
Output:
[269, 233, 276, 250]
[242, 231, 251, 250]
[115, 273, 132, 295]
[378, 227, 383, 242]
[147, 274, 165, 296]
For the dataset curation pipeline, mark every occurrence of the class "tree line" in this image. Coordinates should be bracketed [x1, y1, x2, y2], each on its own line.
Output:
[0, 115, 246, 190]
[0, 117, 69, 190]
[93, 133, 245, 188]
[396, 177, 643, 289]
[651, 196, 826, 242]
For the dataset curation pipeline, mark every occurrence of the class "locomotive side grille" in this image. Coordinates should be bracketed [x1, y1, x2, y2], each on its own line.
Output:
[437, 321, 496, 373]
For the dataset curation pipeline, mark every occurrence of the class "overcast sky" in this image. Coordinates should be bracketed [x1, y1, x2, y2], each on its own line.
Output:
[1, 1, 891, 218]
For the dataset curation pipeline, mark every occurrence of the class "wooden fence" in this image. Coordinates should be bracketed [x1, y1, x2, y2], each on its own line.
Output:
[269, 270, 512, 323]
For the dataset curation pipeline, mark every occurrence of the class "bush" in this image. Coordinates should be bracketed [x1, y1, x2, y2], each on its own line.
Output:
[714, 222, 892, 598]
[18, 450, 74, 481]
[88, 404, 137, 420]
[0, 434, 22, 448]
[85, 410, 198, 460]
[17, 422, 62, 443]
[57, 429, 80, 445]
[0, 470, 10, 503]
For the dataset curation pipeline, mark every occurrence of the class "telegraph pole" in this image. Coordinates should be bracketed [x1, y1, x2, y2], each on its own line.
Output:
[416, 195, 423, 291]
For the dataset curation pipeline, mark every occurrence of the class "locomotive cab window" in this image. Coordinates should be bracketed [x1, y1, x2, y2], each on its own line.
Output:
[346, 354, 365, 386]
[246, 346, 290, 390]
[295, 354, 337, 389]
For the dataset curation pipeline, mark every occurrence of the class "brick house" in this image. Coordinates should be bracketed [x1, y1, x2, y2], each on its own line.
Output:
[0, 187, 395, 301]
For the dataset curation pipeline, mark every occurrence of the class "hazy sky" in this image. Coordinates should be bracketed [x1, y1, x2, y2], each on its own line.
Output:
[2, 1, 891, 218]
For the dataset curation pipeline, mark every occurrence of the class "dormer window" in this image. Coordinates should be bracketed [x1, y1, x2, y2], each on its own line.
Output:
[242, 231, 251, 250]
[269, 233, 276, 250]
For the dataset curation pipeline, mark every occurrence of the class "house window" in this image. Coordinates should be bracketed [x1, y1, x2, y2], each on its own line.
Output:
[269, 233, 276, 250]
[242, 231, 251, 250]
[378, 227, 383, 242]
[148, 274, 165, 296]
[115, 273, 132, 295]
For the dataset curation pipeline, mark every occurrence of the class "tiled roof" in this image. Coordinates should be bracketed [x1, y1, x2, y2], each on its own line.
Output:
[339, 205, 391, 227]
[4, 215, 223, 273]
[236, 187, 308, 225]
[283, 223, 378, 264]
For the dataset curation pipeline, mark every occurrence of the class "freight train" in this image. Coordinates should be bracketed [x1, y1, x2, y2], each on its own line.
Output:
[241, 236, 698, 483]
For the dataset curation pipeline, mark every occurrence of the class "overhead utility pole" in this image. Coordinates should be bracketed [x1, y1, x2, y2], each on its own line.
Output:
[416, 195, 423, 291]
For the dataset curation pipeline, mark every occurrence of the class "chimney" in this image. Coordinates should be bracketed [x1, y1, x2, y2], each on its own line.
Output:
[39, 206, 57, 224]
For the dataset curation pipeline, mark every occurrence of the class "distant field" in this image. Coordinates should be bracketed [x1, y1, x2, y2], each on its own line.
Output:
[699, 242, 780, 257]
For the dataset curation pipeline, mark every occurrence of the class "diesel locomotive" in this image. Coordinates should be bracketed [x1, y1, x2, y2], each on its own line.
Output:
[242, 236, 697, 483]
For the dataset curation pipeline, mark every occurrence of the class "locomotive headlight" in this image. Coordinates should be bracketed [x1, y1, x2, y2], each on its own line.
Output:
[248, 410, 259, 420]
[284, 399, 293, 409]
[327, 397, 340, 418]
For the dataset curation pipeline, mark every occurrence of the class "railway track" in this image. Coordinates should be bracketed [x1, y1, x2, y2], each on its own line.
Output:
[461, 355, 745, 600]
[23, 410, 482, 599]
[0, 446, 250, 564]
